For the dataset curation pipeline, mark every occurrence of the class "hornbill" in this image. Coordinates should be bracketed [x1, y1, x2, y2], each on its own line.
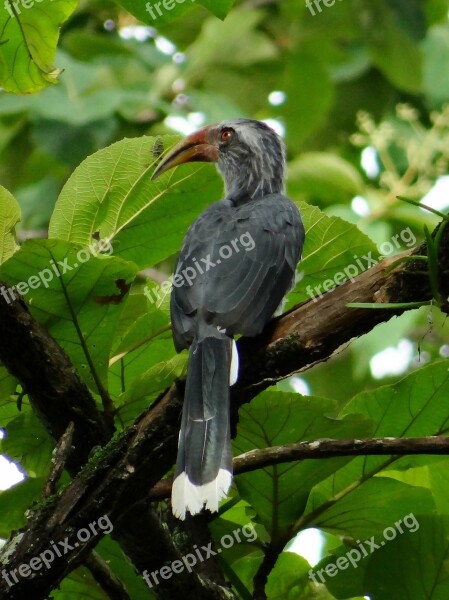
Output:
[152, 119, 305, 519]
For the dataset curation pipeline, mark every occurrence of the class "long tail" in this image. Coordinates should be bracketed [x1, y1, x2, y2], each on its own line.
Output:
[171, 335, 238, 520]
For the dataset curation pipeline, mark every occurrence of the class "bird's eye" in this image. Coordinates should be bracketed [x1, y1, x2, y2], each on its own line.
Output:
[220, 129, 233, 143]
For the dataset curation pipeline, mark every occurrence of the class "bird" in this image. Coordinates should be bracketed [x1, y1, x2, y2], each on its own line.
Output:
[151, 119, 305, 519]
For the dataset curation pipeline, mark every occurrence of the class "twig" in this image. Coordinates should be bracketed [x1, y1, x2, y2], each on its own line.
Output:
[44, 421, 75, 498]
[85, 551, 131, 600]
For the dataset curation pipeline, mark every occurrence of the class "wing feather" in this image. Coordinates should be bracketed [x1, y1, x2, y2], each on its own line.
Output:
[171, 194, 304, 347]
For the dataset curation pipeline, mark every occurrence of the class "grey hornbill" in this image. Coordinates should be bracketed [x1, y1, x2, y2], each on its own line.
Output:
[152, 119, 305, 519]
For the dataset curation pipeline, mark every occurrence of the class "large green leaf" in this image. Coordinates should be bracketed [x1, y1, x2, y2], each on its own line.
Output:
[364, 515, 449, 599]
[288, 153, 364, 205]
[1, 410, 53, 478]
[208, 503, 264, 597]
[423, 24, 449, 106]
[0, 185, 20, 265]
[0, 477, 44, 537]
[0, 365, 17, 406]
[321, 515, 449, 600]
[265, 552, 312, 600]
[197, 0, 234, 19]
[287, 201, 377, 306]
[48, 136, 222, 269]
[277, 52, 334, 150]
[184, 10, 277, 78]
[0, 51, 159, 126]
[107, 290, 182, 422]
[115, 0, 233, 27]
[358, 0, 422, 93]
[52, 567, 109, 599]
[96, 536, 156, 599]
[116, 352, 186, 424]
[234, 391, 372, 538]
[302, 360, 449, 532]
[343, 359, 449, 447]
[309, 477, 433, 539]
[0, 0, 78, 93]
[0, 239, 137, 394]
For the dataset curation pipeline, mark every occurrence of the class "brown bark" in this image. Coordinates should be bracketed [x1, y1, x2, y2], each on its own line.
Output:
[0, 221, 448, 599]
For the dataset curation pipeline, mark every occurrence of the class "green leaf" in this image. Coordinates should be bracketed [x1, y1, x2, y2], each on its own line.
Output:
[0, 0, 78, 93]
[277, 53, 334, 150]
[358, 0, 422, 93]
[343, 359, 449, 441]
[197, 0, 234, 19]
[266, 552, 311, 600]
[385, 457, 449, 517]
[110, 293, 171, 362]
[301, 360, 449, 535]
[107, 290, 179, 418]
[0, 50, 156, 126]
[387, 0, 426, 41]
[308, 477, 433, 539]
[288, 153, 364, 204]
[312, 512, 425, 599]
[0, 364, 18, 405]
[1, 410, 53, 478]
[115, 0, 194, 26]
[48, 136, 222, 269]
[0, 477, 44, 537]
[185, 10, 277, 77]
[0, 185, 20, 265]
[423, 24, 449, 105]
[347, 301, 431, 309]
[117, 353, 186, 424]
[287, 202, 377, 306]
[96, 536, 156, 599]
[0, 239, 137, 394]
[424, 0, 449, 24]
[234, 391, 372, 538]
[208, 506, 264, 598]
[118, 0, 236, 26]
[51, 566, 109, 599]
[364, 515, 449, 599]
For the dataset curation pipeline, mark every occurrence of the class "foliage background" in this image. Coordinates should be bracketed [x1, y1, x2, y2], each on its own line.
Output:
[1, 0, 449, 598]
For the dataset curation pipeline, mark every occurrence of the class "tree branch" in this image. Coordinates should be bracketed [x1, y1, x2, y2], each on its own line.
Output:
[0, 287, 112, 472]
[0, 288, 233, 600]
[85, 551, 131, 600]
[148, 435, 449, 499]
[0, 221, 448, 599]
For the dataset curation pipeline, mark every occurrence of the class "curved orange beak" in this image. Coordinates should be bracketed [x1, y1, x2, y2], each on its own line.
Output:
[151, 126, 218, 180]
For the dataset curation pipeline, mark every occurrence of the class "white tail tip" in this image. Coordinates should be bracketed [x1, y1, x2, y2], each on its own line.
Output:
[230, 339, 239, 386]
[171, 469, 232, 520]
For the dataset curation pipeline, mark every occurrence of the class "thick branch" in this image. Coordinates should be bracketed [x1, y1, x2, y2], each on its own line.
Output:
[237, 222, 449, 394]
[0, 384, 234, 599]
[0, 291, 232, 600]
[0, 287, 112, 472]
[237, 252, 425, 392]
